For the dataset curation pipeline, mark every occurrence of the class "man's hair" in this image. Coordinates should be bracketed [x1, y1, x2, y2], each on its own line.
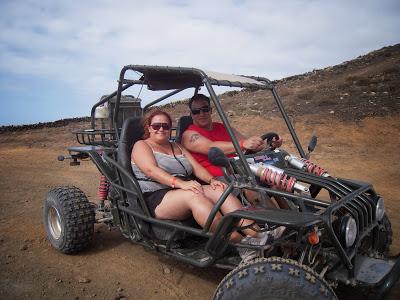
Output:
[188, 93, 210, 109]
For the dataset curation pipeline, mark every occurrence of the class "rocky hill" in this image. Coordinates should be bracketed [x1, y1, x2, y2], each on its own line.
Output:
[1, 44, 399, 133]
[162, 44, 400, 123]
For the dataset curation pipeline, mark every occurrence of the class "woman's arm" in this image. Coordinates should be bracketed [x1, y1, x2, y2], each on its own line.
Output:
[132, 141, 203, 193]
[180, 145, 226, 189]
[180, 145, 213, 182]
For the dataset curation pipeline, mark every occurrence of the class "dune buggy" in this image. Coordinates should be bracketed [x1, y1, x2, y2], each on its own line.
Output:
[44, 65, 399, 299]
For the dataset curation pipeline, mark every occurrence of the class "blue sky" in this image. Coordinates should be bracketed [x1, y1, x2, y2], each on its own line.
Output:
[0, 0, 399, 126]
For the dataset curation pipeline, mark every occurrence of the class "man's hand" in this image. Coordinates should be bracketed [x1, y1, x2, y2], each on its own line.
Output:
[271, 136, 283, 148]
[243, 136, 265, 150]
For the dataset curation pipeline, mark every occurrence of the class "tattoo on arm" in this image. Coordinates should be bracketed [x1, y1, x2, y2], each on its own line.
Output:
[189, 133, 200, 143]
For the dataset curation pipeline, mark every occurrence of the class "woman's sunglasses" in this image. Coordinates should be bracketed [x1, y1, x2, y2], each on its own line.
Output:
[150, 123, 171, 130]
[191, 106, 211, 115]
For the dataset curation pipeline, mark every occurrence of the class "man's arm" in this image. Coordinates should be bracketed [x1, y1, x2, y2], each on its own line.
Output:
[182, 129, 266, 155]
[182, 130, 238, 155]
[234, 128, 283, 150]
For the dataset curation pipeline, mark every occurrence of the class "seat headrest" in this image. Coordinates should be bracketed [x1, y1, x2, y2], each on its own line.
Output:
[118, 117, 144, 172]
[175, 115, 193, 143]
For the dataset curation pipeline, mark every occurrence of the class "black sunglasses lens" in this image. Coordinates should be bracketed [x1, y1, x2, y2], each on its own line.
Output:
[191, 107, 210, 115]
[150, 123, 170, 130]
[151, 124, 161, 130]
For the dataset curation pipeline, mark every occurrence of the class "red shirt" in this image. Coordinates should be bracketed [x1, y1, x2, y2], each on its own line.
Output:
[186, 122, 236, 176]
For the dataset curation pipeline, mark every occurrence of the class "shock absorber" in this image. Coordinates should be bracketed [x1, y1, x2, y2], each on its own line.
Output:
[285, 155, 330, 177]
[97, 174, 109, 201]
[300, 158, 329, 177]
[249, 164, 309, 193]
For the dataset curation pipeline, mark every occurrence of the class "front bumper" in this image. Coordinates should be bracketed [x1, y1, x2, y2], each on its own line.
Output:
[328, 253, 400, 298]
[375, 254, 400, 299]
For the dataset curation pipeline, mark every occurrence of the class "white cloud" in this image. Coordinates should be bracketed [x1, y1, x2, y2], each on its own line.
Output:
[0, 0, 399, 123]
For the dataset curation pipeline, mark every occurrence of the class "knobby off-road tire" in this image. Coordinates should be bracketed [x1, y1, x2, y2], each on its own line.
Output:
[373, 214, 392, 255]
[360, 214, 393, 256]
[213, 257, 337, 300]
[44, 186, 95, 254]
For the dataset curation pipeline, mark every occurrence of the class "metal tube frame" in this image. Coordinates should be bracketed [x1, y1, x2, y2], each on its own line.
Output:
[108, 65, 307, 165]
[90, 81, 137, 129]
[67, 65, 397, 277]
[143, 88, 186, 111]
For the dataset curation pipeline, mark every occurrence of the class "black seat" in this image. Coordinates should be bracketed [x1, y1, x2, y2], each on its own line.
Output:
[117, 116, 190, 240]
[175, 116, 193, 143]
[118, 117, 144, 179]
[117, 117, 152, 236]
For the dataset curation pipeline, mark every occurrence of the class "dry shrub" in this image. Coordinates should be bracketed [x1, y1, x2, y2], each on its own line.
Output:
[278, 87, 292, 97]
[345, 75, 371, 86]
[382, 65, 399, 75]
[296, 88, 315, 100]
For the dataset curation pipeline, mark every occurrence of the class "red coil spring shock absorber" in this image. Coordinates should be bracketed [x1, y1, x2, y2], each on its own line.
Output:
[97, 175, 109, 200]
[259, 168, 297, 193]
[300, 159, 327, 176]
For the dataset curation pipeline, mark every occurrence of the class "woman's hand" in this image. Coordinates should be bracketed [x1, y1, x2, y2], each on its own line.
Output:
[210, 178, 226, 190]
[178, 179, 204, 194]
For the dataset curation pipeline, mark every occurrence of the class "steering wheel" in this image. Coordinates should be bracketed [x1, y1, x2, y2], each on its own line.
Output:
[243, 132, 280, 155]
[260, 132, 280, 151]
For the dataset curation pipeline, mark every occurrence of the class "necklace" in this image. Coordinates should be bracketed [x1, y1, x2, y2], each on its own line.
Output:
[146, 140, 189, 176]
[146, 140, 171, 154]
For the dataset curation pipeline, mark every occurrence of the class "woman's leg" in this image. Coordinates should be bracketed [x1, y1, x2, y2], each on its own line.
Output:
[202, 185, 246, 214]
[154, 189, 221, 232]
[202, 185, 260, 237]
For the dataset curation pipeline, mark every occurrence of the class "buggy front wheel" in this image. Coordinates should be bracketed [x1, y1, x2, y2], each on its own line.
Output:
[214, 257, 337, 300]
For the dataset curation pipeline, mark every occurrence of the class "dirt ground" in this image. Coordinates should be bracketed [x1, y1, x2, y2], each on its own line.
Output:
[1, 113, 400, 299]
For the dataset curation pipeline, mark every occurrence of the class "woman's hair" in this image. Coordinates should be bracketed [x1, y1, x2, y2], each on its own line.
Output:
[142, 109, 173, 139]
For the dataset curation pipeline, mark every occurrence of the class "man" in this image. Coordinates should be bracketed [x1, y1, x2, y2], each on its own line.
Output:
[181, 93, 282, 177]
[181, 94, 284, 208]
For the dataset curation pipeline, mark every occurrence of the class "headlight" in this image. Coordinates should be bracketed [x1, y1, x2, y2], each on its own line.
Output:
[375, 197, 385, 221]
[335, 215, 358, 248]
[344, 217, 357, 247]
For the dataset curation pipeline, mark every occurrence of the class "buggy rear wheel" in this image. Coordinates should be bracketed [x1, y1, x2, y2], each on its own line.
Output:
[214, 257, 337, 300]
[44, 186, 95, 254]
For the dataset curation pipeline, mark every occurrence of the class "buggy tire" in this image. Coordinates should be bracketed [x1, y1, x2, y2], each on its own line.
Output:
[213, 257, 337, 300]
[374, 214, 393, 255]
[359, 213, 392, 256]
[43, 186, 95, 254]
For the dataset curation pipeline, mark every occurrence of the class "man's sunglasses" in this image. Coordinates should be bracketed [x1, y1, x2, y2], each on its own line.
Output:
[150, 123, 171, 130]
[191, 106, 211, 115]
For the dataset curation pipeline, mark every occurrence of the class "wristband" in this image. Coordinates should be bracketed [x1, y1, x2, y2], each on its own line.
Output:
[171, 177, 177, 188]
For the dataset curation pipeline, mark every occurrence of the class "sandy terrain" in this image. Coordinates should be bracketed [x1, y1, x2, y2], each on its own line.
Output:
[1, 113, 399, 299]
[1, 44, 399, 299]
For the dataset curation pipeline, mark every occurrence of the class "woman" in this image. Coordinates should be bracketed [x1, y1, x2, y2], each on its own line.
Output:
[131, 109, 265, 242]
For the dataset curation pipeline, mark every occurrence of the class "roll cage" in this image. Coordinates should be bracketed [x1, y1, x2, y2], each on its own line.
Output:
[89, 65, 306, 172]
[68, 65, 384, 270]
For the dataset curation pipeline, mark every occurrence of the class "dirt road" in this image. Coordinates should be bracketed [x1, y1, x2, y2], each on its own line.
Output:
[1, 115, 399, 299]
